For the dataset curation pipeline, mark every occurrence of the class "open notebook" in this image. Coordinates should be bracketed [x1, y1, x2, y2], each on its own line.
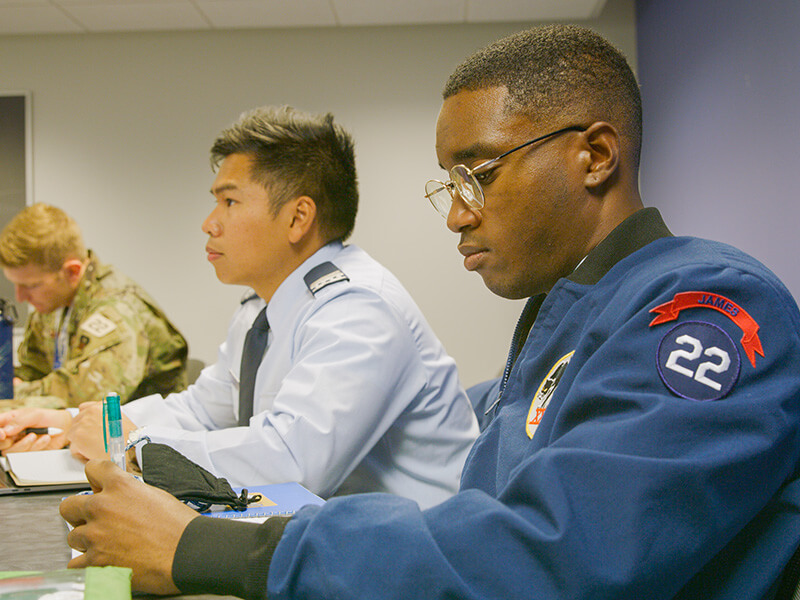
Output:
[0, 449, 90, 495]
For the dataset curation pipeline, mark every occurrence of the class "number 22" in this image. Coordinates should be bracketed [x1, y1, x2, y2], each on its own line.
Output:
[665, 334, 731, 391]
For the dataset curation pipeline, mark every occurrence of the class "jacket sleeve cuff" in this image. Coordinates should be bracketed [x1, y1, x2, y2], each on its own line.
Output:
[172, 514, 291, 600]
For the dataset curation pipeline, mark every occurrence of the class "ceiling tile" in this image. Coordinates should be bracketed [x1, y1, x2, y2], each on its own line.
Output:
[0, 5, 82, 34]
[195, 0, 337, 29]
[333, 0, 466, 26]
[55, 0, 181, 4]
[0, 0, 610, 35]
[63, 2, 209, 32]
[467, 0, 606, 22]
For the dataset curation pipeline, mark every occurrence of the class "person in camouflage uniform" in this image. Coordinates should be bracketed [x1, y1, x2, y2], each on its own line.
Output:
[0, 204, 188, 409]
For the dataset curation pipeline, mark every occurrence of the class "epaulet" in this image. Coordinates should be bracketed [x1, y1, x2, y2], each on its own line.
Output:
[304, 262, 349, 295]
[240, 290, 260, 305]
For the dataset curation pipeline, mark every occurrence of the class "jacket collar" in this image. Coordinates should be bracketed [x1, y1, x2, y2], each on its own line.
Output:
[568, 207, 673, 286]
[507, 208, 673, 366]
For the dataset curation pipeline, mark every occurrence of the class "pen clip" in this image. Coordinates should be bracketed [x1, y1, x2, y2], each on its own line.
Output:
[102, 396, 109, 453]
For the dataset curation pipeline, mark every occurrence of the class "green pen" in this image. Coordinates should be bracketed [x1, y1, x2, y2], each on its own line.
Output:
[102, 392, 126, 471]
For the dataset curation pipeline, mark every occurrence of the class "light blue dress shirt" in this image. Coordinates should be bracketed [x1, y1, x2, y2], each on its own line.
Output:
[124, 242, 478, 509]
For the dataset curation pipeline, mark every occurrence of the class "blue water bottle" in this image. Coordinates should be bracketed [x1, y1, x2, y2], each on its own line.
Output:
[0, 299, 16, 399]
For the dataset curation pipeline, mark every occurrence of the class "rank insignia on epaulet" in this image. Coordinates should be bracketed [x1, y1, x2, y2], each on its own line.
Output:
[304, 262, 349, 295]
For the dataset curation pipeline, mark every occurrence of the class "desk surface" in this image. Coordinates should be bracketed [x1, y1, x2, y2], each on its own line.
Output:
[0, 490, 239, 599]
[0, 490, 71, 571]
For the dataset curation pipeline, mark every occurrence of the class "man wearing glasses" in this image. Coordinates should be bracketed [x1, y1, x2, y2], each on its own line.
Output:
[61, 25, 800, 599]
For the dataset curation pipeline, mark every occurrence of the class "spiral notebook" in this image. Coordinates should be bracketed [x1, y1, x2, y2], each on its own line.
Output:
[205, 481, 325, 523]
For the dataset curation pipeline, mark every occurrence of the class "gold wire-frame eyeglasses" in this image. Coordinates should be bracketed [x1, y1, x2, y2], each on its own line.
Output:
[424, 125, 587, 218]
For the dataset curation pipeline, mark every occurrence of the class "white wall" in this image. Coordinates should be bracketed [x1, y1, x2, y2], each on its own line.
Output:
[0, 0, 635, 388]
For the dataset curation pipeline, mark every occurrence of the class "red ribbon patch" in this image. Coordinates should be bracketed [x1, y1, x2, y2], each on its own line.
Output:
[649, 291, 764, 368]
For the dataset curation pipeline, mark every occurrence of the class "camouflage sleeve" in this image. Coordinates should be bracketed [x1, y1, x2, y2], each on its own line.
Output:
[14, 300, 150, 408]
[14, 315, 52, 382]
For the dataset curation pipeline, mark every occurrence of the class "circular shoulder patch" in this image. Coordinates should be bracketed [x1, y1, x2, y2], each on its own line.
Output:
[656, 320, 740, 401]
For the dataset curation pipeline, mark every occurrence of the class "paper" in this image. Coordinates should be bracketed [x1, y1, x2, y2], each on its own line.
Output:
[5, 449, 89, 485]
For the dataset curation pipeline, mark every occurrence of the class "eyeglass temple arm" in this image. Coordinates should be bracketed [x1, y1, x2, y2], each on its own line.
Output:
[478, 125, 588, 172]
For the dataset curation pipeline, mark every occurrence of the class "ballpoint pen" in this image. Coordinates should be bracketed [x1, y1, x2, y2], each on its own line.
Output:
[23, 427, 64, 436]
[103, 392, 126, 471]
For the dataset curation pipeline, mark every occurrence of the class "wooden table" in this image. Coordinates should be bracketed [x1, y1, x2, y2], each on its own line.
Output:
[0, 490, 238, 599]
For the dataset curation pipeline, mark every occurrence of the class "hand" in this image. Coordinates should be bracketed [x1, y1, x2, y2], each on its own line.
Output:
[67, 401, 137, 462]
[60, 459, 199, 595]
[0, 407, 72, 453]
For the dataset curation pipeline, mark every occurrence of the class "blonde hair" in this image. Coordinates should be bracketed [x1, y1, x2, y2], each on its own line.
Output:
[0, 204, 87, 271]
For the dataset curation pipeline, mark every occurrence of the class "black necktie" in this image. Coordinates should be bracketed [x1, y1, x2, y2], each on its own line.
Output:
[238, 306, 269, 426]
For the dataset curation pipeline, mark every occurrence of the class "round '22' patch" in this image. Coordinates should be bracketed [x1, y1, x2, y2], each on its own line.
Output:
[656, 321, 741, 401]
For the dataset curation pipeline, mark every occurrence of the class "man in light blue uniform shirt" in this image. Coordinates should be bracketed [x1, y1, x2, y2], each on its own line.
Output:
[117, 239, 476, 506]
[0, 105, 478, 509]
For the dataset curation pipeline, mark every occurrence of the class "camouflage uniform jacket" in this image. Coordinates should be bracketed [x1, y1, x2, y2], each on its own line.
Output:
[13, 251, 188, 408]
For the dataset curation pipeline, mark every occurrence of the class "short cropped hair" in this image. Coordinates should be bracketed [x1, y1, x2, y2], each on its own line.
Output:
[210, 106, 359, 243]
[443, 25, 642, 167]
[0, 203, 87, 271]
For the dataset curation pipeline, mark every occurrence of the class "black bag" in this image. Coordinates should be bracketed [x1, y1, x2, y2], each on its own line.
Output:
[140, 442, 260, 512]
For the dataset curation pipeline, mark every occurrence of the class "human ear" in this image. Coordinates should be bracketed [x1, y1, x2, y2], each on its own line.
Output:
[580, 122, 619, 190]
[287, 196, 318, 244]
[61, 259, 85, 286]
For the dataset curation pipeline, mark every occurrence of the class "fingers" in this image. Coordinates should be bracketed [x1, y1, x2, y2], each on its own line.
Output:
[68, 403, 101, 433]
[58, 461, 188, 595]
[66, 406, 109, 461]
[62, 496, 107, 569]
[61, 498, 88, 531]
[2, 430, 69, 453]
[84, 458, 121, 485]
[69, 444, 88, 461]
[0, 411, 26, 441]
[2, 431, 43, 453]
[83, 458, 127, 493]
[22, 432, 53, 452]
[0, 408, 39, 427]
[0, 408, 72, 452]
[0, 409, 19, 427]
[67, 552, 90, 569]
[60, 460, 124, 534]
